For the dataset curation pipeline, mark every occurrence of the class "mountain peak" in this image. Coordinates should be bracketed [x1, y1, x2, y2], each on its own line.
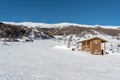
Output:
[2, 21, 120, 29]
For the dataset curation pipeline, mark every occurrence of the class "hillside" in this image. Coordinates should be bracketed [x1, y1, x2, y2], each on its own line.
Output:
[37, 26, 120, 37]
[0, 22, 54, 42]
[1, 22, 120, 41]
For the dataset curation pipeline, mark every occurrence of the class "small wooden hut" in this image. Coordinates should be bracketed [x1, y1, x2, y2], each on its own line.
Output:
[78, 37, 108, 55]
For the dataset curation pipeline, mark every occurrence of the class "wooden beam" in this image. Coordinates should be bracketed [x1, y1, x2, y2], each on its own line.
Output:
[85, 41, 87, 50]
[90, 41, 92, 53]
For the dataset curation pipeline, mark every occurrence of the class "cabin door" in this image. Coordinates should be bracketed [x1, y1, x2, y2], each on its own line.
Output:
[92, 42, 101, 55]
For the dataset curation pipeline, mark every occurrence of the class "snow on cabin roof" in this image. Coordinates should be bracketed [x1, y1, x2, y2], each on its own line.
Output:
[78, 37, 108, 43]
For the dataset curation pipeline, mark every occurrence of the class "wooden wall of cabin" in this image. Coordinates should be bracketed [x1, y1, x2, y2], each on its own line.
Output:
[90, 39, 102, 55]
[81, 41, 90, 51]
[81, 42, 85, 51]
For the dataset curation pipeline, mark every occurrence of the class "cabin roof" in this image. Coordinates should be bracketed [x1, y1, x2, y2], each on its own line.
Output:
[78, 37, 108, 43]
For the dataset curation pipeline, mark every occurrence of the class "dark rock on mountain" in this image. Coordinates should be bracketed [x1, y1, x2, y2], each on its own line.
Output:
[0, 23, 54, 42]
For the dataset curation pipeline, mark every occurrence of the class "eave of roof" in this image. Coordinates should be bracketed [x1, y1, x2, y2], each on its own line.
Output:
[78, 37, 108, 43]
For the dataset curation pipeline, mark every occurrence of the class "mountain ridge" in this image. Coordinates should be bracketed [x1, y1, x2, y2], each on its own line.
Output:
[2, 21, 120, 29]
[0, 21, 120, 42]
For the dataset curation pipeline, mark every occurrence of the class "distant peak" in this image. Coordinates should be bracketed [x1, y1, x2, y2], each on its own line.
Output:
[1, 21, 120, 29]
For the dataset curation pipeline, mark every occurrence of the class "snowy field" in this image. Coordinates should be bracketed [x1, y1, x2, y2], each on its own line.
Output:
[0, 40, 120, 80]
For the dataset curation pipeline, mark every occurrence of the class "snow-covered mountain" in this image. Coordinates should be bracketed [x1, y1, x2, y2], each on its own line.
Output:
[2, 22, 80, 28]
[2, 21, 120, 29]
[0, 22, 55, 42]
[0, 21, 120, 42]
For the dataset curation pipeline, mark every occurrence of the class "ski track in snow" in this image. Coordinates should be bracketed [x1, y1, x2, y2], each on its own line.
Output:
[0, 40, 120, 80]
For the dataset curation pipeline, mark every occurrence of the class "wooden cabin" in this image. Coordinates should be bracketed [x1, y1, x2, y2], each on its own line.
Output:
[78, 37, 108, 55]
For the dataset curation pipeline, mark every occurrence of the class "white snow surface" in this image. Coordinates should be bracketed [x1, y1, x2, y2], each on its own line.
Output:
[2, 21, 120, 29]
[54, 45, 71, 50]
[0, 40, 120, 80]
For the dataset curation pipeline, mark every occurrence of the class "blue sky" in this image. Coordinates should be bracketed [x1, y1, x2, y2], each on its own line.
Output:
[0, 0, 120, 25]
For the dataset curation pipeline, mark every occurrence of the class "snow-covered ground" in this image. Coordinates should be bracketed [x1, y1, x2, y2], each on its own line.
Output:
[0, 40, 120, 80]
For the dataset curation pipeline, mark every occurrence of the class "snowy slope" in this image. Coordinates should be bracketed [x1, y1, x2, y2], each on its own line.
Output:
[2, 21, 120, 29]
[0, 40, 120, 80]
[2, 22, 80, 28]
